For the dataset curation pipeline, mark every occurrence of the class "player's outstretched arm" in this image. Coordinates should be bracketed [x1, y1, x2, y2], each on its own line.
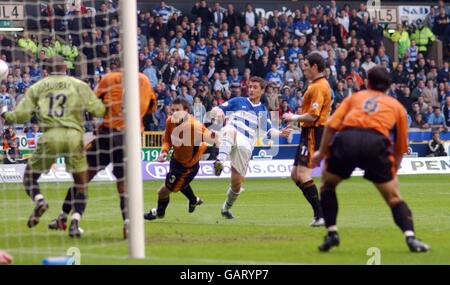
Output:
[158, 117, 173, 162]
[268, 126, 291, 138]
[83, 82, 106, 117]
[282, 112, 318, 123]
[2, 89, 35, 124]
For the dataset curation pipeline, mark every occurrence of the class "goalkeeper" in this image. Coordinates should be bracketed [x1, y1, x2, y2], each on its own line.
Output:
[1, 56, 105, 238]
[48, 67, 157, 239]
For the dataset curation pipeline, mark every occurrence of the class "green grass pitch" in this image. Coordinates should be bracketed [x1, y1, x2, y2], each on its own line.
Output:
[1, 175, 449, 265]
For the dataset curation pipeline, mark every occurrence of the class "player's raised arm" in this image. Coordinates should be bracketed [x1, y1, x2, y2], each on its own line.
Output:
[265, 114, 291, 138]
[2, 87, 36, 124]
[217, 97, 237, 113]
[81, 81, 106, 118]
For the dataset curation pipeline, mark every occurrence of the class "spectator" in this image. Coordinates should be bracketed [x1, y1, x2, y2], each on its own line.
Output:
[223, 4, 242, 34]
[193, 96, 207, 123]
[398, 86, 414, 115]
[169, 40, 185, 60]
[2, 0, 445, 143]
[160, 56, 178, 84]
[318, 14, 333, 43]
[278, 99, 292, 126]
[427, 131, 447, 157]
[264, 84, 279, 111]
[415, 94, 428, 113]
[437, 61, 449, 83]
[442, 95, 450, 128]
[411, 79, 426, 100]
[265, 64, 283, 88]
[423, 79, 439, 107]
[228, 67, 242, 97]
[252, 55, 270, 78]
[368, 18, 384, 51]
[243, 4, 258, 29]
[169, 30, 187, 49]
[374, 47, 390, 66]
[212, 3, 225, 27]
[17, 73, 32, 95]
[392, 64, 407, 84]
[410, 113, 429, 129]
[285, 62, 303, 83]
[18, 32, 38, 55]
[390, 23, 410, 59]
[60, 37, 78, 76]
[213, 70, 230, 95]
[411, 19, 436, 56]
[433, 7, 450, 48]
[0, 84, 15, 111]
[295, 13, 313, 38]
[191, 0, 212, 27]
[427, 106, 446, 132]
[153, 1, 175, 24]
[2, 127, 20, 163]
[178, 85, 194, 107]
[357, 3, 369, 19]
[143, 58, 158, 87]
[231, 49, 247, 75]
[26, 124, 42, 149]
[361, 55, 376, 74]
[426, 7, 437, 30]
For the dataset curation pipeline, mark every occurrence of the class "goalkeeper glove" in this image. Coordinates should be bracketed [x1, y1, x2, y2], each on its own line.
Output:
[0, 105, 8, 119]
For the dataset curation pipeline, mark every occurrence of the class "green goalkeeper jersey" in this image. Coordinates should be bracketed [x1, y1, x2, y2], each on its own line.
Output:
[5, 74, 105, 132]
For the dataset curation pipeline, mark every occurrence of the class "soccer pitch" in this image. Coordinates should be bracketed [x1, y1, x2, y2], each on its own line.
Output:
[1, 175, 449, 265]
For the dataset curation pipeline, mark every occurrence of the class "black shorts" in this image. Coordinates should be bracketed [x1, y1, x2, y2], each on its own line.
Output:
[165, 159, 200, 192]
[294, 126, 324, 168]
[326, 128, 395, 184]
[86, 128, 124, 180]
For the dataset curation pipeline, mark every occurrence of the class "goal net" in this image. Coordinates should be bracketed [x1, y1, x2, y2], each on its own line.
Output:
[0, 0, 145, 264]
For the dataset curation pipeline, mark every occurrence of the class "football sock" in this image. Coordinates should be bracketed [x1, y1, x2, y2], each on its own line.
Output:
[119, 192, 128, 221]
[218, 136, 233, 162]
[180, 185, 197, 205]
[320, 185, 338, 229]
[73, 191, 87, 218]
[24, 175, 41, 202]
[223, 186, 240, 211]
[297, 180, 323, 218]
[391, 201, 415, 236]
[62, 186, 75, 215]
[157, 197, 170, 216]
[33, 194, 44, 203]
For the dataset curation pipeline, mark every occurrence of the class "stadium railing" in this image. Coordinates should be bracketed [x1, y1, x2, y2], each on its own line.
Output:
[142, 131, 164, 147]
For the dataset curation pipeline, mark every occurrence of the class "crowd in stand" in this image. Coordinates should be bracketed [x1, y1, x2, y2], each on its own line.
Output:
[0, 0, 449, 136]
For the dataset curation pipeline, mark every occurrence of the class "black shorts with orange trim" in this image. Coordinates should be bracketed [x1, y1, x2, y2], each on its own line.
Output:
[86, 127, 124, 180]
[325, 127, 395, 183]
[165, 159, 200, 192]
[294, 126, 324, 168]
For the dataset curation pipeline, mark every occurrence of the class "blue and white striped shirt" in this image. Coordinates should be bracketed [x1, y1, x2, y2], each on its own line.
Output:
[219, 97, 274, 147]
[194, 44, 209, 65]
[153, 6, 172, 23]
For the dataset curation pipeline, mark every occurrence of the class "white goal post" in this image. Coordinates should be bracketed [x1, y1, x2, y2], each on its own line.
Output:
[120, 0, 145, 259]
